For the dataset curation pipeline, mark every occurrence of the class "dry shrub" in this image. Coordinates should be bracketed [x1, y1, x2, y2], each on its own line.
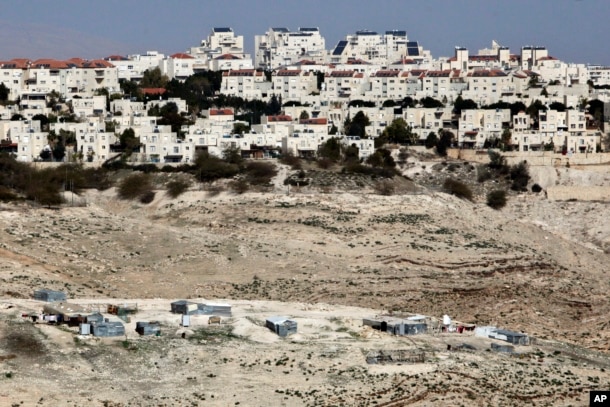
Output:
[280, 153, 302, 170]
[229, 179, 249, 194]
[317, 157, 334, 169]
[487, 189, 507, 209]
[166, 179, 191, 198]
[117, 173, 153, 201]
[443, 178, 473, 201]
[139, 190, 156, 204]
[244, 161, 277, 185]
[373, 180, 396, 196]
[205, 183, 225, 197]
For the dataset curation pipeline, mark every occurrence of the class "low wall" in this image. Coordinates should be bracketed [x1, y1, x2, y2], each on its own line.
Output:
[546, 186, 610, 202]
[447, 149, 610, 167]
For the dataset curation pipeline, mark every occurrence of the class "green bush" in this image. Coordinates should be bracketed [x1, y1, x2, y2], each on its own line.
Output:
[510, 161, 530, 191]
[117, 173, 153, 200]
[166, 179, 190, 198]
[139, 190, 156, 204]
[279, 153, 302, 170]
[244, 161, 277, 185]
[487, 189, 507, 209]
[443, 178, 473, 201]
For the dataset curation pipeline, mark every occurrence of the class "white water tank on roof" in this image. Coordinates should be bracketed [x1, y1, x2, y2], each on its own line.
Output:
[443, 315, 451, 326]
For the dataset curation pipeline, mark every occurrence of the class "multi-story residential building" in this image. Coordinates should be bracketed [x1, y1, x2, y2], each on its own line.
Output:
[458, 108, 511, 148]
[368, 70, 408, 100]
[462, 69, 512, 105]
[272, 69, 318, 101]
[106, 51, 165, 82]
[208, 54, 253, 71]
[186, 27, 252, 71]
[322, 70, 368, 100]
[18, 93, 50, 120]
[72, 95, 107, 118]
[255, 27, 327, 70]
[588, 65, 610, 87]
[329, 30, 427, 66]
[403, 107, 454, 141]
[0, 59, 29, 100]
[220, 69, 271, 99]
[282, 130, 328, 158]
[339, 135, 375, 159]
[140, 125, 192, 163]
[159, 53, 201, 81]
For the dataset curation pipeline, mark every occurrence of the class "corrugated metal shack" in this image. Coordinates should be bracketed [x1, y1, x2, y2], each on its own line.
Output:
[475, 326, 530, 345]
[363, 317, 427, 336]
[266, 316, 297, 337]
[199, 302, 232, 317]
[91, 321, 125, 337]
[136, 321, 161, 336]
[42, 302, 91, 326]
[170, 300, 200, 315]
[33, 289, 66, 302]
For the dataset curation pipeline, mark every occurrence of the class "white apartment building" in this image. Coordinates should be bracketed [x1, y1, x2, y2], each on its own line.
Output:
[462, 69, 512, 105]
[72, 95, 107, 118]
[369, 70, 408, 100]
[186, 27, 252, 71]
[220, 69, 271, 99]
[282, 131, 328, 158]
[458, 108, 511, 148]
[159, 53, 201, 81]
[330, 30, 410, 66]
[209, 54, 253, 71]
[420, 69, 466, 100]
[272, 69, 318, 101]
[0, 59, 28, 100]
[339, 135, 375, 159]
[18, 93, 51, 120]
[322, 70, 368, 100]
[255, 27, 327, 69]
[140, 125, 193, 163]
[107, 51, 165, 82]
[589, 65, 610, 87]
[403, 107, 454, 141]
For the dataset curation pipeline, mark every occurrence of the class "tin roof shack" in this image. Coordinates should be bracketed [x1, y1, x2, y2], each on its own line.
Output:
[170, 300, 200, 315]
[33, 289, 66, 302]
[491, 343, 515, 353]
[199, 302, 232, 317]
[42, 302, 91, 326]
[363, 317, 427, 336]
[91, 321, 125, 337]
[266, 316, 297, 337]
[136, 321, 161, 336]
[489, 329, 530, 345]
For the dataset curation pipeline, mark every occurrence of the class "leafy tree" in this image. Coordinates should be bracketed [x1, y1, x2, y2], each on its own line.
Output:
[365, 148, 395, 169]
[346, 111, 370, 137]
[420, 96, 444, 108]
[10, 114, 24, 121]
[436, 130, 454, 156]
[348, 100, 376, 108]
[52, 143, 65, 162]
[488, 150, 508, 172]
[453, 95, 477, 114]
[119, 79, 141, 100]
[222, 145, 243, 168]
[380, 118, 416, 145]
[39, 148, 52, 161]
[32, 113, 50, 131]
[194, 152, 239, 182]
[525, 99, 546, 118]
[318, 137, 341, 162]
[425, 132, 438, 149]
[401, 96, 415, 108]
[328, 124, 338, 135]
[0, 83, 9, 102]
[343, 144, 360, 164]
[382, 99, 396, 107]
[510, 161, 530, 191]
[119, 128, 140, 155]
[140, 67, 169, 88]
[282, 100, 302, 107]
[265, 95, 282, 115]
[299, 110, 310, 120]
[501, 128, 512, 151]
[232, 122, 250, 135]
[548, 102, 567, 112]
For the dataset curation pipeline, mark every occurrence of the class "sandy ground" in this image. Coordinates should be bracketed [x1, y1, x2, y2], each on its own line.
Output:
[1, 155, 610, 406]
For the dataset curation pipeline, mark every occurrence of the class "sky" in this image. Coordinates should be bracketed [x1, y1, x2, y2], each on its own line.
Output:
[0, 0, 608, 65]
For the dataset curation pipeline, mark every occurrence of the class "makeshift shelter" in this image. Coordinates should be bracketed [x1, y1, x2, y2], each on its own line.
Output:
[199, 302, 232, 317]
[363, 317, 426, 336]
[136, 321, 161, 336]
[170, 300, 199, 315]
[265, 316, 297, 337]
[42, 302, 91, 326]
[91, 321, 125, 337]
[33, 289, 66, 302]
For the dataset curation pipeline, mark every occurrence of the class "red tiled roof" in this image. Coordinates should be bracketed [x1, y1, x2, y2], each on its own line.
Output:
[373, 70, 400, 77]
[267, 115, 293, 122]
[299, 118, 327, 125]
[106, 55, 128, 61]
[209, 108, 234, 116]
[31, 59, 71, 69]
[81, 59, 115, 68]
[214, 54, 241, 60]
[329, 70, 355, 77]
[468, 69, 507, 77]
[171, 53, 194, 59]
[468, 55, 498, 62]
[142, 88, 167, 95]
[392, 57, 417, 64]
[275, 69, 301, 76]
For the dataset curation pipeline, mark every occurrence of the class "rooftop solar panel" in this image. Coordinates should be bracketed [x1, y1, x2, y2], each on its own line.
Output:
[213, 27, 232, 32]
[333, 40, 348, 56]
